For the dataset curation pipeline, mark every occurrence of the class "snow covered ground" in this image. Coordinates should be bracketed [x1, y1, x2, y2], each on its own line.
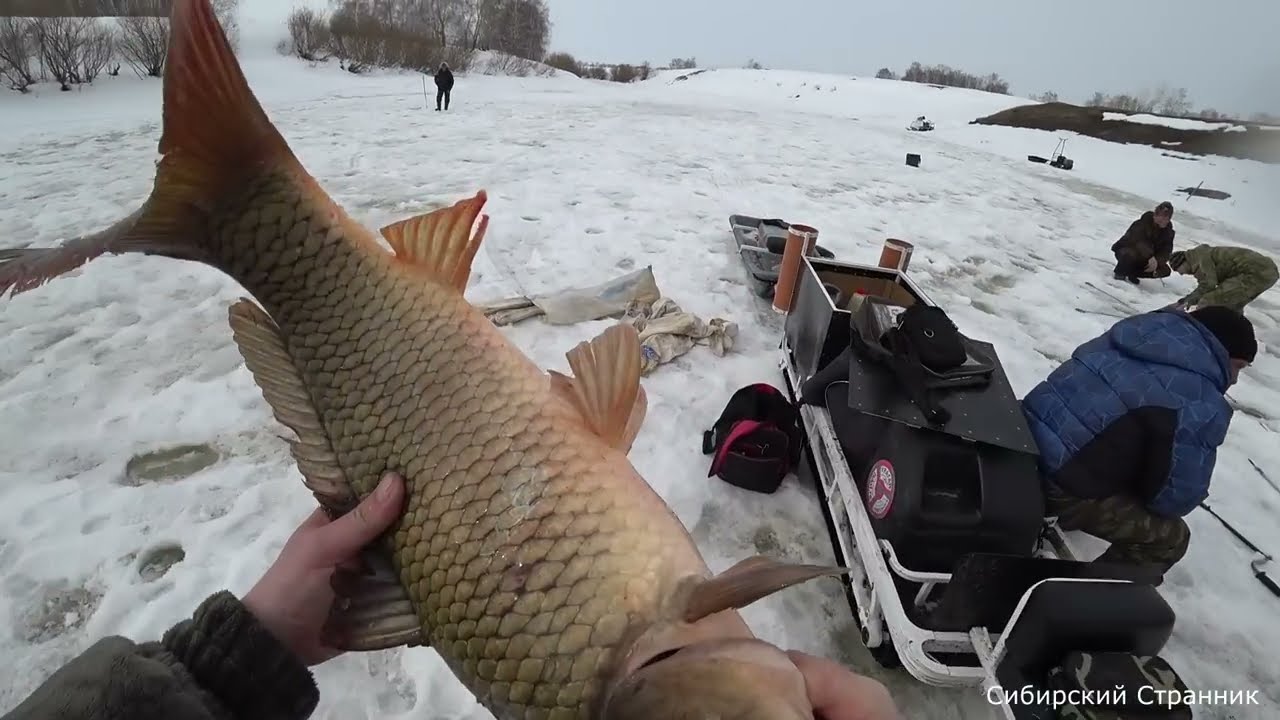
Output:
[3, 47, 1280, 720]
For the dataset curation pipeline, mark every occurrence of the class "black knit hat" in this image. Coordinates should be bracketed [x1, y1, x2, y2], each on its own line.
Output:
[1190, 306, 1257, 362]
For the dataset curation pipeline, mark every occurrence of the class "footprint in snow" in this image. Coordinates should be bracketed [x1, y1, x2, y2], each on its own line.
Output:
[17, 583, 103, 643]
[520, 216, 539, 222]
[585, 227, 604, 235]
[137, 543, 186, 583]
[121, 444, 220, 486]
[974, 273, 1018, 294]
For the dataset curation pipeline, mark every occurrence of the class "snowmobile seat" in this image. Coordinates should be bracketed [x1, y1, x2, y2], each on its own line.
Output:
[924, 553, 1162, 633]
[993, 579, 1176, 720]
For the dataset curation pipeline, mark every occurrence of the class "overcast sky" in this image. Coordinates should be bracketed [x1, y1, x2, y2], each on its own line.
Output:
[544, 0, 1280, 116]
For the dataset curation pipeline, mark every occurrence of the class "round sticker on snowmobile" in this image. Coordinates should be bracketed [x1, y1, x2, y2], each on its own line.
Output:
[865, 460, 896, 519]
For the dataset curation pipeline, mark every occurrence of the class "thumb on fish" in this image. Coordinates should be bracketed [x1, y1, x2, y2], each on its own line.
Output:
[312, 471, 406, 563]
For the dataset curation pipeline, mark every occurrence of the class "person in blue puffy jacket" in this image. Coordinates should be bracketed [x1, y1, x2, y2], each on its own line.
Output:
[1021, 306, 1256, 580]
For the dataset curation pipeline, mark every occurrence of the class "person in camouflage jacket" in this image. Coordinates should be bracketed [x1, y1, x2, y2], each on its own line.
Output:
[1170, 244, 1279, 314]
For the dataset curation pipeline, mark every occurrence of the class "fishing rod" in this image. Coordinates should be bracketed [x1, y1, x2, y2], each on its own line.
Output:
[1197, 502, 1280, 597]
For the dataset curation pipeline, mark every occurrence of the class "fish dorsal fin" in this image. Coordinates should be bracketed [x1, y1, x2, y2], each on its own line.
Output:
[379, 192, 490, 291]
[683, 556, 849, 623]
[226, 299, 355, 517]
[549, 324, 647, 453]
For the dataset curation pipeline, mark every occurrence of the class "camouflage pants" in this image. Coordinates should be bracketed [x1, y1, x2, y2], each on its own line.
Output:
[1045, 484, 1190, 574]
[1196, 268, 1279, 313]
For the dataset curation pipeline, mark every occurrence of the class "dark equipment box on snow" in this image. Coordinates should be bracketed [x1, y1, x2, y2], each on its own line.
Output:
[784, 257, 1044, 574]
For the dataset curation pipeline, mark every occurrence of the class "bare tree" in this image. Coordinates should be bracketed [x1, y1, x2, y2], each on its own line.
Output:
[1033, 90, 1059, 103]
[117, 16, 167, 77]
[543, 50, 578, 75]
[288, 8, 331, 60]
[874, 67, 894, 79]
[0, 17, 37, 92]
[669, 57, 695, 70]
[1086, 91, 1106, 107]
[79, 20, 115, 82]
[612, 62, 636, 82]
[33, 18, 92, 89]
[212, 0, 241, 52]
[1150, 85, 1192, 116]
[900, 61, 1009, 94]
[423, 0, 458, 46]
[478, 0, 547, 60]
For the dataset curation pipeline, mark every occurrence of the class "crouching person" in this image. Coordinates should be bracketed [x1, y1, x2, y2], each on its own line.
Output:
[1169, 244, 1279, 315]
[1111, 201, 1175, 284]
[1020, 306, 1256, 582]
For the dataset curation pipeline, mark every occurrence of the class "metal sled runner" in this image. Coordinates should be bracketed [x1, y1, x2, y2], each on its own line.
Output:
[775, 255, 1192, 719]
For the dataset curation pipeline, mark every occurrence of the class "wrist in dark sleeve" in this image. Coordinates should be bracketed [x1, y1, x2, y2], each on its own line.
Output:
[161, 591, 318, 720]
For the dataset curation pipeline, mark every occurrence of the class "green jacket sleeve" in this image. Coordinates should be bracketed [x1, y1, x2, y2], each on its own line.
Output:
[1, 591, 318, 720]
[1183, 251, 1218, 306]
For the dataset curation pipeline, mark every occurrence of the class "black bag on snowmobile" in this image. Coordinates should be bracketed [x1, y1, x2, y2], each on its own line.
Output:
[850, 299, 994, 426]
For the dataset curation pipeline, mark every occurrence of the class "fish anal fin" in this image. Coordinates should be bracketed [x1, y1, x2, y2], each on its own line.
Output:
[683, 556, 848, 623]
[554, 324, 647, 452]
[324, 549, 426, 651]
[226, 299, 355, 516]
[378, 192, 490, 291]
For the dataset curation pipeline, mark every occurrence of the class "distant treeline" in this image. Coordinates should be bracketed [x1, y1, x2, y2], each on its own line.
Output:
[0, 0, 171, 17]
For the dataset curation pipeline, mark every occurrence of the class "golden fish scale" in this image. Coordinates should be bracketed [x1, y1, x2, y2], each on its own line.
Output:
[209, 172, 690, 719]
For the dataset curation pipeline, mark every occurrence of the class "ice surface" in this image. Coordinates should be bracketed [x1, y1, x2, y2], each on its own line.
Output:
[3, 42, 1280, 720]
[1103, 111, 1248, 133]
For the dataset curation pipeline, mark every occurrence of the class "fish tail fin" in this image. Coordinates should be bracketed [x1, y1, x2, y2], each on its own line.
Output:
[0, 0, 303, 300]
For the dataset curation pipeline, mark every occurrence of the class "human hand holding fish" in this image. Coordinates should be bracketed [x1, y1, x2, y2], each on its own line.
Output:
[0, 1, 868, 717]
[243, 471, 407, 665]
[787, 651, 903, 720]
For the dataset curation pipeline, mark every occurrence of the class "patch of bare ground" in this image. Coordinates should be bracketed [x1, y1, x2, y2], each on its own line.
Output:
[972, 102, 1280, 164]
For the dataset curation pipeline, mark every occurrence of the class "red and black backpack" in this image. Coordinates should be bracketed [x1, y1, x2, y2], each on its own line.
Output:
[701, 383, 804, 494]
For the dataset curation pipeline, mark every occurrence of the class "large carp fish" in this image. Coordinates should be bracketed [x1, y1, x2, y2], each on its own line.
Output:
[0, 1, 847, 717]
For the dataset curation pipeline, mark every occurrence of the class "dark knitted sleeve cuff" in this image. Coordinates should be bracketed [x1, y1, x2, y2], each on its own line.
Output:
[161, 591, 319, 720]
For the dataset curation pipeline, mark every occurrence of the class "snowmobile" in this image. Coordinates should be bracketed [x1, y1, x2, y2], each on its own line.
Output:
[774, 255, 1196, 720]
[907, 115, 935, 132]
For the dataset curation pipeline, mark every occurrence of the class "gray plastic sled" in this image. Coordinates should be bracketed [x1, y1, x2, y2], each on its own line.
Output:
[728, 214, 834, 298]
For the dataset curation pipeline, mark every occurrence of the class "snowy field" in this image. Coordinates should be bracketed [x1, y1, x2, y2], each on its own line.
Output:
[3, 39, 1280, 720]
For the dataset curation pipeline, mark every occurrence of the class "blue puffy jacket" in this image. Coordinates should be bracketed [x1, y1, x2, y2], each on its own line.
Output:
[1021, 309, 1233, 518]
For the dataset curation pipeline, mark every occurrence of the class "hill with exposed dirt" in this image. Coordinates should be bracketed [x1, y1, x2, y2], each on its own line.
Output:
[972, 102, 1280, 164]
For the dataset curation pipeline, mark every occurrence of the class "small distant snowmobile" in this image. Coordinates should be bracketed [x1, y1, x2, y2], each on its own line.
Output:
[907, 116, 935, 132]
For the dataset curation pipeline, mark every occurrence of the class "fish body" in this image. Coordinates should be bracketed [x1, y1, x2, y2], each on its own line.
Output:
[0, 2, 843, 718]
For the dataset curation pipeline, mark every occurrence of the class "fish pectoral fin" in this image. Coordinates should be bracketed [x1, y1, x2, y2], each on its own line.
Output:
[324, 549, 427, 651]
[379, 192, 490, 291]
[552, 323, 648, 453]
[227, 299, 355, 516]
[683, 556, 849, 623]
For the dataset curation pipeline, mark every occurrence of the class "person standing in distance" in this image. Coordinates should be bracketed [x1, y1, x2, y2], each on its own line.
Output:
[435, 61, 454, 111]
